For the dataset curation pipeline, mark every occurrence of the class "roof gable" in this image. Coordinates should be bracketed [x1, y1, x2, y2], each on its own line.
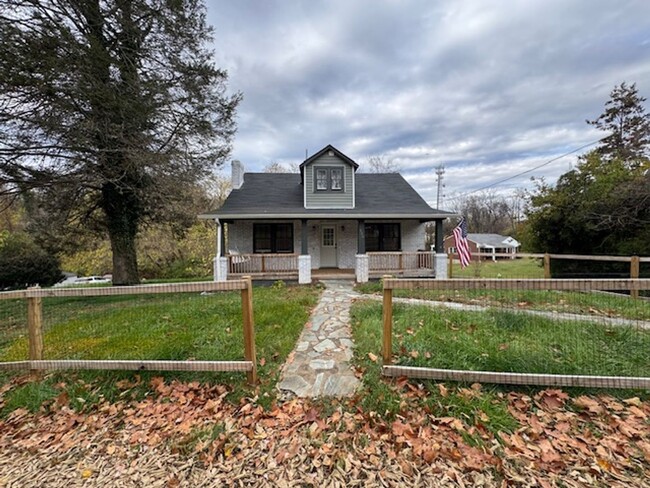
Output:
[300, 144, 359, 173]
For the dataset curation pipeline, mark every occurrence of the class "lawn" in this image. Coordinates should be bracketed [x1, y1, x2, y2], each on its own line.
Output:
[356, 282, 650, 321]
[351, 301, 650, 378]
[450, 257, 544, 278]
[0, 283, 321, 412]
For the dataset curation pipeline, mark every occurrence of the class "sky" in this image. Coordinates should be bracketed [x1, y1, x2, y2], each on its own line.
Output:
[206, 0, 650, 208]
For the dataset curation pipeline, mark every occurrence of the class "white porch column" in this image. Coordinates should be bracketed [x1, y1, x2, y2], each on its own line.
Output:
[433, 252, 448, 279]
[356, 254, 369, 283]
[298, 255, 312, 284]
[213, 218, 228, 282]
[214, 256, 228, 282]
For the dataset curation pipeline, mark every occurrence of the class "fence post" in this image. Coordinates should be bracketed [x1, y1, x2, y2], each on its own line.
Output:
[241, 276, 257, 384]
[27, 286, 43, 364]
[448, 253, 453, 278]
[382, 275, 393, 365]
[631, 256, 640, 300]
[543, 253, 551, 279]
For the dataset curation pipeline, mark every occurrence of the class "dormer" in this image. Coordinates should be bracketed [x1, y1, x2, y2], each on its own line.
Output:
[300, 144, 358, 209]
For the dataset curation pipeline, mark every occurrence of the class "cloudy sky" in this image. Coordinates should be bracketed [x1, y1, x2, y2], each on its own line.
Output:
[206, 1, 650, 208]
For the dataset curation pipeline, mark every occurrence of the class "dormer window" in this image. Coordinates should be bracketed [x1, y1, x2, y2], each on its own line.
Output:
[316, 168, 328, 190]
[331, 168, 343, 190]
[315, 167, 344, 192]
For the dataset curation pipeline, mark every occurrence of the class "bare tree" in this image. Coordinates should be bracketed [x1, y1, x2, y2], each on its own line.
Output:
[263, 162, 299, 173]
[448, 190, 525, 235]
[361, 155, 401, 173]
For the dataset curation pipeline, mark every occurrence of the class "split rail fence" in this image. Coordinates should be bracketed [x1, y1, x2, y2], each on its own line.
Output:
[381, 277, 650, 389]
[448, 253, 649, 296]
[0, 278, 258, 384]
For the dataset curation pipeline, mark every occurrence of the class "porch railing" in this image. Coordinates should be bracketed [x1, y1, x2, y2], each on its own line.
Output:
[368, 251, 433, 274]
[228, 253, 299, 275]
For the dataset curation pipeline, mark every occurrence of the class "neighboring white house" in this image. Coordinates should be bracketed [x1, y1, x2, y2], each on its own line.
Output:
[444, 233, 521, 261]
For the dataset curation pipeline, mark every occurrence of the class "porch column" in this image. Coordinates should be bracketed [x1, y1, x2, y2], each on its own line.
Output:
[357, 219, 365, 254]
[221, 223, 227, 256]
[214, 219, 228, 282]
[298, 219, 311, 284]
[356, 220, 368, 283]
[435, 220, 444, 253]
[301, 219, 309, 255]
[433, 219, 448, 280]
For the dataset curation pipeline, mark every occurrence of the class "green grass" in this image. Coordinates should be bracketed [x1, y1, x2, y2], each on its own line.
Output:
[349, 299, 650, 433]
[352, 301, 650, 377]
[356, 282, 650, 321]
[0, 283, 321, 414]
[349, 301, 519, 435]
[451, 257, 544, 278]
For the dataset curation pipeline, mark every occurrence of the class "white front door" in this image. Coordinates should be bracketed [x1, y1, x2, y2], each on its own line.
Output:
[320, 225, 337, 268]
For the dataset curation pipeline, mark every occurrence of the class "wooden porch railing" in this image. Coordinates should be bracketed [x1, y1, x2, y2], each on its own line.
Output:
[228, 253, 299, 275]
[368, 252, 433, 273]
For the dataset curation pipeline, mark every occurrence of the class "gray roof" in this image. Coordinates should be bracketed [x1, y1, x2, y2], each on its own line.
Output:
[200, 173, 456, 220]
[467, 233, 520, 248]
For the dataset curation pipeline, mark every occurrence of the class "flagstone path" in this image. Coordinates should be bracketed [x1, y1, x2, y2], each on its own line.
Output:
[277, 280, 360, 398]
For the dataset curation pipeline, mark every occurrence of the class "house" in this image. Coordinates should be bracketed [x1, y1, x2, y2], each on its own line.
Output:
[444, 233, 520, 261]
[200, 145, 457, 283]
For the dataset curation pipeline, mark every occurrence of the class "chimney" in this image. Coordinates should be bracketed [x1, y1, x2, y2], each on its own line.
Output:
[231, 160, 244, 189]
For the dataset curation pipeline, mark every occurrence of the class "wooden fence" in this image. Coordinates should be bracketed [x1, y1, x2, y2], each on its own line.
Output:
[0, 278, 258, 384]
[381, 276, 650, 389]
[448, 253, 649, 296]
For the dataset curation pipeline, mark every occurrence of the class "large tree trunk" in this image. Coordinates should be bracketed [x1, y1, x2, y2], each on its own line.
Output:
[102, 182, 141, 285]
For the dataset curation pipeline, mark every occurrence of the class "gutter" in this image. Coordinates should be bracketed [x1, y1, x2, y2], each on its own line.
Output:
[198, 212, 460, 220]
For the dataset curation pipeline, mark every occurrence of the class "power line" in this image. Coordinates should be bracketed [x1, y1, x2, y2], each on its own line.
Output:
[456, 139, 601, 197]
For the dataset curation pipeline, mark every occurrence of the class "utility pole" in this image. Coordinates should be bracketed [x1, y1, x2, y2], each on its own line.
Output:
[435, 164, 445, 209]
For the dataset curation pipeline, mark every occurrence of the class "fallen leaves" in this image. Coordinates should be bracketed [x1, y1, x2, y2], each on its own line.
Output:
[0, 378, 649, 487]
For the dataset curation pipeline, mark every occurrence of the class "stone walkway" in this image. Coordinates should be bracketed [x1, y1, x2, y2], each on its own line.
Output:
[277, 280, 360, 397]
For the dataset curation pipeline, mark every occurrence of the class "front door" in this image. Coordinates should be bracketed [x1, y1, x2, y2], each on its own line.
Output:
[320, 225, 337, 268]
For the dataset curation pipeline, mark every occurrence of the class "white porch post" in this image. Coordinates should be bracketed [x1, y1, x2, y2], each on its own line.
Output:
[356, 254, 369, 283]
[355, 220, 368, 283]
[214, 219, 228, 282]
[433, 249, 448, 279]
[298, 219, 311, 284]
[298, 255, 311, 284]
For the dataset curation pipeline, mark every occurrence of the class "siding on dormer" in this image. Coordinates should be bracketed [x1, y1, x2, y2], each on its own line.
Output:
[304, 154, 355, 209]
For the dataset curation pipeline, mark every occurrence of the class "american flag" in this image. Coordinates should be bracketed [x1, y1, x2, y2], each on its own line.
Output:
[452, 217, 471, 268]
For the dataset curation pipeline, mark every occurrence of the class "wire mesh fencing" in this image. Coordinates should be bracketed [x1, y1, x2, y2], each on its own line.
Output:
[381, 278, 650, 389]
[0, 280, 257, 383]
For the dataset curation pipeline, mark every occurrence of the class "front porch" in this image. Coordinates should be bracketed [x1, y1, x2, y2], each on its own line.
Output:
[214, 250, 443, 282]
[212, 218, 448, 283]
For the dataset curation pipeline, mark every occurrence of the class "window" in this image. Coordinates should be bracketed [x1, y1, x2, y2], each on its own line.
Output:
[316, 169, 328, 191]
[253, 223, 293, 253]
[314, 167, 344, 191]
[330, 168, 343, 190]
[365, 223, 401, 252]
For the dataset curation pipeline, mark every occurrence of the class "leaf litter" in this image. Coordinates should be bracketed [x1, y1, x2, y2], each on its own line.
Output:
[0, 376, 648, 487]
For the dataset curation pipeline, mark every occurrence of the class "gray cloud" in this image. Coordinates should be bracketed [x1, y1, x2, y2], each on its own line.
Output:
[207, 0, 650, 207]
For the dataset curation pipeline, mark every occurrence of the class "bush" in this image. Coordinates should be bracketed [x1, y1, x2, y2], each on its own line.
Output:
[0, 233, 62, 289]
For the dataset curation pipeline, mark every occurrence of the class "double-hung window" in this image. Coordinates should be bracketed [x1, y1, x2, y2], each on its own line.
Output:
[314, 167, 343, 191]
[365, 223, 401, 252]
[253, 223, 294, 253]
